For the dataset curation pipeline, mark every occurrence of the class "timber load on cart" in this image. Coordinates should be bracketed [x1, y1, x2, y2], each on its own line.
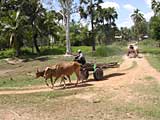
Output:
[80, 62, 120, 81]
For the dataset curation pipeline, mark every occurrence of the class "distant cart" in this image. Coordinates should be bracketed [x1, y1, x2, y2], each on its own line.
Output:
[80, 62, 120, 80]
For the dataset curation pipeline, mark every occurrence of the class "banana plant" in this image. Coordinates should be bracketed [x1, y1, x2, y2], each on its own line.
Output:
[1, 7, 27, 56]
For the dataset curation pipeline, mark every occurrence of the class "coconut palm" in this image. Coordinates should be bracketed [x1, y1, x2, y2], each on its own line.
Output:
[131, 9, 145, 40]
[151, 0, 160, 16]
[79, 0, 103, 51]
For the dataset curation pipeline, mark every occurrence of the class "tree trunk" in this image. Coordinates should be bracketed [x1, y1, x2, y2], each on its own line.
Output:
[15, 47, 20, 57]
[65, 11, 71, 54]
[33, 33, 40, 54]
[90, 0, 95, 51]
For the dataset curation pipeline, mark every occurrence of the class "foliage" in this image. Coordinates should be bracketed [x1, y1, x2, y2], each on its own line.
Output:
[92, 45, 125, 57]
[79, 0, 104, 51]
[146, 54, 160, 71]
[70, 22, 91, 46]
[139, 39, 160, 54]
[0, 49, 15, 59]
[131, 9, 147, 40]
[149, 16, 160, 42]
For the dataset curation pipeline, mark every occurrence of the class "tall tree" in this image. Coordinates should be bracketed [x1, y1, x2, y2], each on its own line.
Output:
[102, 7, 118, 44]
[131, 9, 146, 40]
[151, 0, 160, 16]
[79, 0, 103, 51]
[150, 0, 160, 46]
[0, 0, 27, 56]
[57, 0, 73, 54]
[22, 0, 46, 54]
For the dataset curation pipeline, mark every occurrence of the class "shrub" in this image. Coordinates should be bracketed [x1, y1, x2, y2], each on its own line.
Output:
[92, 46, 124, 57]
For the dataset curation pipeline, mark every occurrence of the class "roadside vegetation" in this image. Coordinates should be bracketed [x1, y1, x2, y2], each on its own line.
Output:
[139, 39, 160, 71]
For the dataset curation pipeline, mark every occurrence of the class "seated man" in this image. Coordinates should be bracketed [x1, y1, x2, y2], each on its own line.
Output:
[74, 49, 86, 65]
[127, 44, 137, 58]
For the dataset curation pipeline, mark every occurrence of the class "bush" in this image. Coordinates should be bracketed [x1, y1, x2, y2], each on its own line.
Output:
[92, 45, 124, 57]
[40, 46, 65, 55]
[139, 39, 160, 54]
[0, 49, 15, 59]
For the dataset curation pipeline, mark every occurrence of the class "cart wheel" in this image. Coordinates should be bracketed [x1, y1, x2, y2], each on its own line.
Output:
[93, 68, 103, 80]
[80, 69, 89, 80]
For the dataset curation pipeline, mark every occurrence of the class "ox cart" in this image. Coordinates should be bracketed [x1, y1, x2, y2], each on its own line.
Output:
[80, 62, 119, 80]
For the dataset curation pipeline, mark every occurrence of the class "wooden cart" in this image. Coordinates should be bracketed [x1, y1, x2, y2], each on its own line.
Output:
[80, 62, 120, 80]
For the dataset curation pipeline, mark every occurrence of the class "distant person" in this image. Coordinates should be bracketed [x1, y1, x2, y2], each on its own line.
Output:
[127, 44, 137, 58]
[74, 49, 86, 65]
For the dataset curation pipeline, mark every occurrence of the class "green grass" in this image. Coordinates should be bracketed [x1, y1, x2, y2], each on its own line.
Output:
[139, 39, 160, 54]
[144, 76, 155, 81]
[139, 39, 160, 71]
[146, 54, 160, 72]
[0, 54, 122, 89]
[105, 77, 160, 120]
[0, 49, 15, 59]
[0, 75, 43, 88]
[0, 89, 84, 107]
[92, 45, 125, 57]
[0, 43, 125, 89]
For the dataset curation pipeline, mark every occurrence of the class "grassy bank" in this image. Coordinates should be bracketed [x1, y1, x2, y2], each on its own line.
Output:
[139, 39, 160, 71]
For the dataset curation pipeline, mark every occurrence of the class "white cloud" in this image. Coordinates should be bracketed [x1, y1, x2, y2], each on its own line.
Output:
[117, 16, 134, 28]
[123, 4, 136, 12]
[144, 0, 160, 7]
[143, 11, 154, 21]
[100, 1, 120, 9]
[144, 0, 151, 6]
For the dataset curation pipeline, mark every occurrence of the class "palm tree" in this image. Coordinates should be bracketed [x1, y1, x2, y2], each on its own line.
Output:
[131, 9, 145, 40]
[79, 0, 103, 51]
[131, 9, 145, 24]
[104, 7, 118, 25]
[151, 0, 160, 16]
[100, 7, 118, 44]
[22, 0, 46, 54]
[1, 1, 27, 56]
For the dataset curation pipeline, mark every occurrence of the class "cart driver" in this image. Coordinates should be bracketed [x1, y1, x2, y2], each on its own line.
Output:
[74, 49, 86, 65]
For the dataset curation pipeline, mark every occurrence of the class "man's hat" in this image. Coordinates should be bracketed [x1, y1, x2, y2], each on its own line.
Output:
[78, 49, 81, 53]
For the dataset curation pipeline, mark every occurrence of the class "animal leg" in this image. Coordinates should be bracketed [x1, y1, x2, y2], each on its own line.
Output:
[50, 77, 54, 89]
[67, 75, 72, 83]
[45, 78, 49, 87]
[61, 76, 66, 88]
[51, 77, 59, 89]
[75, 71, 80, 86]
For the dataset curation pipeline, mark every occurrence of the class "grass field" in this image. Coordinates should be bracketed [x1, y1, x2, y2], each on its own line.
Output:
[0, 45, 124, 89]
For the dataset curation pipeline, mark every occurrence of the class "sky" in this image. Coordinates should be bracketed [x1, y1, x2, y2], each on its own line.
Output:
[100, 0, 158, 28]
[42, 0, 159, 28]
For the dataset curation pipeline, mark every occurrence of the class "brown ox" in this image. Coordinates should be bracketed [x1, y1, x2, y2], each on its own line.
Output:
[36, 68, 71, 88]
[44, 61, 81, 88]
